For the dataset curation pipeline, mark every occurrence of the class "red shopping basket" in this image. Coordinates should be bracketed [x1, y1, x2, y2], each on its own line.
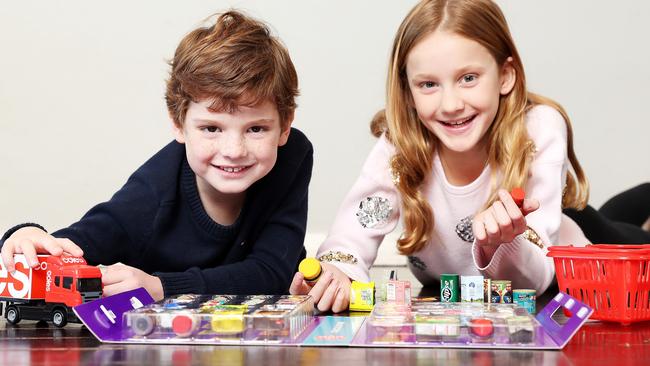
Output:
[547, 244, 650, 325]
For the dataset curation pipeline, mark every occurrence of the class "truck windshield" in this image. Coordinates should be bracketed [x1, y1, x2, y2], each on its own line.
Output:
[77, 278, 102, 292]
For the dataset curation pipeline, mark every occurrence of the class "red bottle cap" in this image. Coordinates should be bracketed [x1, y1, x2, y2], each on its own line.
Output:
[172, 315, 196, 337]
[510, 187, 525, 208]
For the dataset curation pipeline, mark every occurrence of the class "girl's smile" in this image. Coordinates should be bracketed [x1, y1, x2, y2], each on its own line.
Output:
[438, 114, 477, 133]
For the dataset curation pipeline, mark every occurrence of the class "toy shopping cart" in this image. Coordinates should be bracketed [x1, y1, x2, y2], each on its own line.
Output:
[547, 244, 650, 325]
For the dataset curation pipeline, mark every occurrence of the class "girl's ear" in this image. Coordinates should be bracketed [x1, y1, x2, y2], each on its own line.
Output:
[499, 57, 516, 95]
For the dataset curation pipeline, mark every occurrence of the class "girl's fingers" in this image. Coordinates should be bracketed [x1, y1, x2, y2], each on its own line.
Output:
[483, 211, 501, 245]
[492, 201, 515, 240]
[472, 218, 487, 245]
[499, 190, 524, 219]
[289, 272, 311, 295]
[306, 271, 334, 304]
[522, 198, 540, 216]
[331, 282, 350, 313]
[316, 280, 340, 312]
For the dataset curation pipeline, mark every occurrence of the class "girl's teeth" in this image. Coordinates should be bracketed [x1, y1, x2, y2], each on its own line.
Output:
[223, 167, 243, 172]
[444, 116, 473, 125]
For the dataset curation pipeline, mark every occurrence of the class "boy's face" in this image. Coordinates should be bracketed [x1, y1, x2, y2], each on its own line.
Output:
[173, 99, 291, 200]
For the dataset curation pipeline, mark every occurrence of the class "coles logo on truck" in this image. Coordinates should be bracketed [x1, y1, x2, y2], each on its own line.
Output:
[61, 257, 85, 264]
[0, 255, 32, 299]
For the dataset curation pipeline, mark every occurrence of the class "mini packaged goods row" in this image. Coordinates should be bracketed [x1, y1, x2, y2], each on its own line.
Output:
[122, 294, 313, 342]
[366, 301, 536, 345]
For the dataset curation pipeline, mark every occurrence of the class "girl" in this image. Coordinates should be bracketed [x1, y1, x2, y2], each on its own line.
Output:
[291, 0, 647, 313]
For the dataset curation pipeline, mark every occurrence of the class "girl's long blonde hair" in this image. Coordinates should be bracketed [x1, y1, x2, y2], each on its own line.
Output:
[371, 0, 589, 255]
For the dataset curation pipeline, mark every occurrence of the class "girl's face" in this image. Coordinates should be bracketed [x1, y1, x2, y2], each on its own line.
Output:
[406, 30, 515, 159]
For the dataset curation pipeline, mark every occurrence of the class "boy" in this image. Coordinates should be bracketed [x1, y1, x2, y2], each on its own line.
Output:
[0, 11, 313, 301]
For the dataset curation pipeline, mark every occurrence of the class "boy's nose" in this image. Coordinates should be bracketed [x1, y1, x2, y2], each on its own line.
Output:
[221, 135, 247, 158]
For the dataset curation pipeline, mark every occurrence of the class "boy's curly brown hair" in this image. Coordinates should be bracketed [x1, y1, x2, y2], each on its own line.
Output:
[165, 10, 298, 129]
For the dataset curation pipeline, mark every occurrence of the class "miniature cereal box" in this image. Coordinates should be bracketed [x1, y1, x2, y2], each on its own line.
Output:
[460, 275, 484, 303]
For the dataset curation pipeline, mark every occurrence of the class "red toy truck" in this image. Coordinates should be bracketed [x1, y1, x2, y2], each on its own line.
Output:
[0, 254, 102, 327]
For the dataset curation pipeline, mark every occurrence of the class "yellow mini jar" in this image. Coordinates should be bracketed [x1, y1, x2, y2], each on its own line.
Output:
[209, 306, 247, 335]
[299, 258, 322, 285]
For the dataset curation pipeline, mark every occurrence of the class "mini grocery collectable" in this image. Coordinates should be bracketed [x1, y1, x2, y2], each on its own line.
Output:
[74, 288, 593, 349]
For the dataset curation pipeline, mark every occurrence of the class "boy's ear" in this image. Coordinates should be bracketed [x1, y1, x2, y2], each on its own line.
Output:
[171, 114, 186, 144]
[499, 57, 516, 95]
[278, 111, 295, 146]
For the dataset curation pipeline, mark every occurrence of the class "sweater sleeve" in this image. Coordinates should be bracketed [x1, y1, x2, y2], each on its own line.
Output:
[51, 171, 159, 267]
[155, 140, 314, 296]
[471, 105, 570, 293]
[316, 135, 401, 282]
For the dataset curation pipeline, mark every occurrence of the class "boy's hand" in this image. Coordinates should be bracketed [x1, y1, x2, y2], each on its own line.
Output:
[1, 226, 84, 272]
[101, 264, 164, 301]
[289, 262, 351, 313]
[472, 189, 540, 247]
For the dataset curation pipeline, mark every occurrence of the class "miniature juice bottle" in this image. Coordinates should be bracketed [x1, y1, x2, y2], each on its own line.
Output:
[299, 258, 322, 286]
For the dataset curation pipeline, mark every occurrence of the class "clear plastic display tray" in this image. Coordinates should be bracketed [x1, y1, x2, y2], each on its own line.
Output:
[366, 301, 537, 345]
[122, 294, 313, 343]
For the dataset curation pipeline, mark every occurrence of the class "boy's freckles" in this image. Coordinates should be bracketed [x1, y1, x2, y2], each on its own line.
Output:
[178, 99, 285, 197]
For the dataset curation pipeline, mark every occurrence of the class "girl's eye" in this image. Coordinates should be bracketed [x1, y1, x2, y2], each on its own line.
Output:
[248, 126, 265, 133]
[420, 81, 437, 89]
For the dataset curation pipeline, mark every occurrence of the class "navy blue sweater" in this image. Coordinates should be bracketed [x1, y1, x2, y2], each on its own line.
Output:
[13, 128, 312, 296]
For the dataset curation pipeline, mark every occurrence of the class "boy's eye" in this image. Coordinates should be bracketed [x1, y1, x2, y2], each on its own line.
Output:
[202, 126, 220, 133]
[248, 126, 265, 133]
[462, 74, 477, 83]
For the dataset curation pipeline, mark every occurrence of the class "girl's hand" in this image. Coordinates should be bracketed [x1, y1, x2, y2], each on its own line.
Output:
[289, 262, 351, 313]
[472, 189, 540, 247]
[1, 226, 84, 272]
[101, 263, 164, 301]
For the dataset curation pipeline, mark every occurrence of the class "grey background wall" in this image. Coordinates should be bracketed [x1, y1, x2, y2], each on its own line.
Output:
[2, 1, 649, 264]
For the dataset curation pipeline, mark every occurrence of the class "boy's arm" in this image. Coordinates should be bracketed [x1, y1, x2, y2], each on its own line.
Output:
[154, 135, 314, 296]
[51, 171, 159, 266]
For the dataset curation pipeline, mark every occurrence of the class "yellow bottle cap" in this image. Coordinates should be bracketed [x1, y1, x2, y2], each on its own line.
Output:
[299, 258, 322, 280]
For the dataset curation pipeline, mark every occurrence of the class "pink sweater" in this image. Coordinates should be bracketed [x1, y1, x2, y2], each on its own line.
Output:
[317, 105, 590, 294]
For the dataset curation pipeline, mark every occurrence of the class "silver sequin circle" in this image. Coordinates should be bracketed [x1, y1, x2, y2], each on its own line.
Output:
[356, 196, 393, 229]
[455, 215, 474, 243]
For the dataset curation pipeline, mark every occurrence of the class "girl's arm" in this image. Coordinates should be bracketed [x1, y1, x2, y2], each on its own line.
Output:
[316, 134, 401, 282]
[472, 105, 589, 293]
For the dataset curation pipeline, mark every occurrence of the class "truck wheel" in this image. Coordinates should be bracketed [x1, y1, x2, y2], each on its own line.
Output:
[5, 306, 21, 325]
[52, 309, 67, 327]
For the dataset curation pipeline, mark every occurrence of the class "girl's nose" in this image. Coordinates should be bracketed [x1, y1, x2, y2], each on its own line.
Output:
[440, 89, 464, 114]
